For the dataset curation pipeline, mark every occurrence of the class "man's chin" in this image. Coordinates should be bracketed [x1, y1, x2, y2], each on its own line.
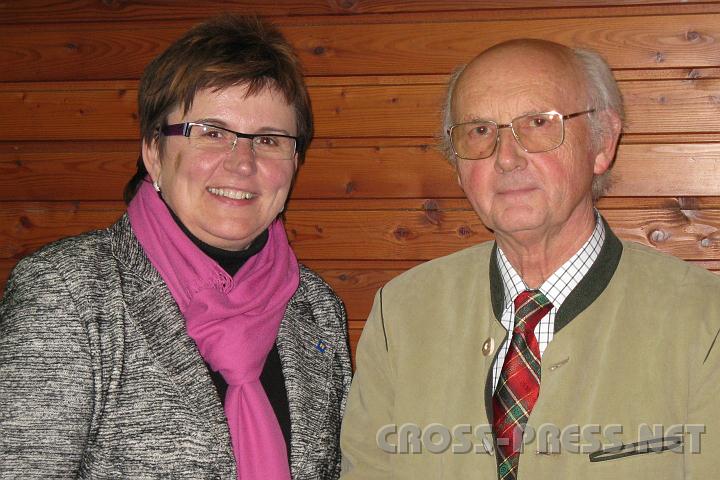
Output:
[490, 209, 547, 236]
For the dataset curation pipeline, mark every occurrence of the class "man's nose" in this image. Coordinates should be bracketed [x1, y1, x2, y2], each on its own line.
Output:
[223, 138, 257, 174]
[493, 127, 527, 174]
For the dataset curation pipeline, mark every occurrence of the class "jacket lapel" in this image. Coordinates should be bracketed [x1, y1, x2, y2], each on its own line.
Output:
[277, 271, 343, 478]
[110, 216, 233, 456]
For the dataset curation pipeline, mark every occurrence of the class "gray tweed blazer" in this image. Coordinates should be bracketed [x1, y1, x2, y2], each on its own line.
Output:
[0, 215, 352, 479]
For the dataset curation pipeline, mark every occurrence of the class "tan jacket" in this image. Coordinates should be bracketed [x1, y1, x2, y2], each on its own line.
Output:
[341, 227, 720, 479]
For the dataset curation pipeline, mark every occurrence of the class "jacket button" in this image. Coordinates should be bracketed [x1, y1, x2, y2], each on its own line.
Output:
[481, 337, 494, 356]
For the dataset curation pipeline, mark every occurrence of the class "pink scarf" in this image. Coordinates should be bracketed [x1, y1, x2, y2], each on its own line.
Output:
[128, 179, 297, 480]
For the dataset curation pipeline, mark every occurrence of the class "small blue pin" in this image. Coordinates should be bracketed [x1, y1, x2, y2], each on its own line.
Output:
[315, 339, 328, 353]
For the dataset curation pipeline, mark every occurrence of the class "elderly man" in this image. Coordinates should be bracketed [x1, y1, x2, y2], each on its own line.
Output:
[340, 39, 720, 479]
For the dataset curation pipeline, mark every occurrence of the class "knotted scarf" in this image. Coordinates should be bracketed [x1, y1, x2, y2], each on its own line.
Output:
[128, 179, 298, 480]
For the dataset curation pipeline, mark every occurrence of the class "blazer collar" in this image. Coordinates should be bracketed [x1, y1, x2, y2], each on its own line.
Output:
[489, 216, 623, 332]
[110, 215, 235, 469]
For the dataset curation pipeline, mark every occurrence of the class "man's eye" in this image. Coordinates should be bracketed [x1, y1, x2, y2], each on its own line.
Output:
[530, 117, 547, 127]
[471, 125, 491, 136]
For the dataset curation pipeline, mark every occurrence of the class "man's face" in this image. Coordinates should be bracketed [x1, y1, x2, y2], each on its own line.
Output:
[452, 46, 615, 245]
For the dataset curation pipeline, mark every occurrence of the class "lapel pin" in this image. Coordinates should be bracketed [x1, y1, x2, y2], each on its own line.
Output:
[315, 339, 328, 353]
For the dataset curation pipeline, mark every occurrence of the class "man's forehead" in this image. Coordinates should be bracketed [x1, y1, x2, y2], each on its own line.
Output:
[453, 71, 579, 123]
[452, 43, 585, 121]
[463, 42, 578, 83]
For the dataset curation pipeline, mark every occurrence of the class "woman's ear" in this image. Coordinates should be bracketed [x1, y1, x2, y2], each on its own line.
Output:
[142, 136, 162, 184]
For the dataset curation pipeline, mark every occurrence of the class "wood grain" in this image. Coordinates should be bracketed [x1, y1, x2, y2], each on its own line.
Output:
[1, 1, 717, 25]
[3, 13, 720, 81]
[3, 142, 719, 201]
[2, 80, 720, 141]
[2, 201, 720, 262]
[2, 2, 720, 361]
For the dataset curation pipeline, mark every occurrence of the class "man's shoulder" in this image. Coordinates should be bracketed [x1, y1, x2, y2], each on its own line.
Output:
[384, 241, 494, 293]
[620, 240, 720, 289]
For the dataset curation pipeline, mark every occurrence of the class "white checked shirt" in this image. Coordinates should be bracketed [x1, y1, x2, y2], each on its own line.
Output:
[491, 212, 605, 392]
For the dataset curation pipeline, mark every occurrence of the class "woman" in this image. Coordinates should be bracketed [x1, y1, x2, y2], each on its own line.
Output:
[0, 15, 351, 480]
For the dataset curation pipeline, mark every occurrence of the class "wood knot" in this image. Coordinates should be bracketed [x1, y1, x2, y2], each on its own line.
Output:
[313, 46, 325, 55]
[458, 225, 473, 237]
[19, 216, 33, 229]
[339, 273, 348, 281]
[393, 226, 411, 240]
[345, 181, 355, 194]
[685, 31, 701, 42]
[337, 0, 358, 9]
[687, 69, 701, 80]
[65, 42, 79, 51]
[423, 199, 439, 211]
[678, 196, 699, 210]
[649, 229, 670, 243]
[700, 237, 712, 248]
[655, 51, 665, 63]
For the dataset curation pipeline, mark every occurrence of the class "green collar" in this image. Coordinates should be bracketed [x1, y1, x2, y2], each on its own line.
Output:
[489, 217, 623, 333]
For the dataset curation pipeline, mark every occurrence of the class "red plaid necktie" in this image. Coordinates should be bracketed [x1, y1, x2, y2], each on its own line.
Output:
[493, 290, 552, 480]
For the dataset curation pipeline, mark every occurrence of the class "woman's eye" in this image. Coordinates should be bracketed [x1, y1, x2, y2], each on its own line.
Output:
[256, 136, 279, 147]
[204, 128, 225, 139]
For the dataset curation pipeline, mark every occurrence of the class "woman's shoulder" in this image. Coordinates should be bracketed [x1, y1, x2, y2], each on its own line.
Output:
[298, 263, 332, 289]
[4, 217, 126, 298]
[287, 263, 346, 325]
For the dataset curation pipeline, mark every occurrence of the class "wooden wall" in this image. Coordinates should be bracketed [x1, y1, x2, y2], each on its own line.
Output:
[2, 1, 720, 359]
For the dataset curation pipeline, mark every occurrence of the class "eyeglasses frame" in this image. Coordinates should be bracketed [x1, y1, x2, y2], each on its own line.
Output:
[160, 122, 298, 160]
[447, 109, 596, 160]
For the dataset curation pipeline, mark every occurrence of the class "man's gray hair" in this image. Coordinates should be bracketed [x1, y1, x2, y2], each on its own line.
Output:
[440, 46, 624, 201]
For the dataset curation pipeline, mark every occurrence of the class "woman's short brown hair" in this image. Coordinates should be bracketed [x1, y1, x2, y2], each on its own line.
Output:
[124, 15, 312, 202]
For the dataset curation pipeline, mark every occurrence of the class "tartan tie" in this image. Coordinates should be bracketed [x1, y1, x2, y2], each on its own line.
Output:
[493, 290, 552, 480]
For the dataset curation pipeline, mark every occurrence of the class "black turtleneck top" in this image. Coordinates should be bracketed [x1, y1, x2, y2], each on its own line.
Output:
[169, 211, 292, 459]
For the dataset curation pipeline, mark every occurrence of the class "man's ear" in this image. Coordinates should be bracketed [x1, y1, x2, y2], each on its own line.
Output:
[593, 110, 622, 175]
[142, 136, 162, 184]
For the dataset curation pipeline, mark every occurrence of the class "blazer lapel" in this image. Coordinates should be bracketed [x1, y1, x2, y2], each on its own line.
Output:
[277, 282, 341, 477]
[111, 216, 233, 452]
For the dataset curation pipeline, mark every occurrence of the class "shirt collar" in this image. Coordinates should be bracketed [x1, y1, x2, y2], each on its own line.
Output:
[497, 210, 605, 309]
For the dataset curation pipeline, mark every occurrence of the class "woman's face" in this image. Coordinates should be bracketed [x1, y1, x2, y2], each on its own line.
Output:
[143, 85, 298, 251]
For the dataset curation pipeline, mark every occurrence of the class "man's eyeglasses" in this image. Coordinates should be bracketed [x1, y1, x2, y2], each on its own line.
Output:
[161, 122, 297, 161]
[447, 109, 595, 160]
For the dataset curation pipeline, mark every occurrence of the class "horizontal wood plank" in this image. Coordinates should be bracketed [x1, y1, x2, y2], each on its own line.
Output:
[2, 202, 720, 263]
[3, 142, 720, 201]
[1, 1, 717, 24]
[2, 13, 720, 81]
[2, 80, 720, 141]
[2, 237, 719, 320]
